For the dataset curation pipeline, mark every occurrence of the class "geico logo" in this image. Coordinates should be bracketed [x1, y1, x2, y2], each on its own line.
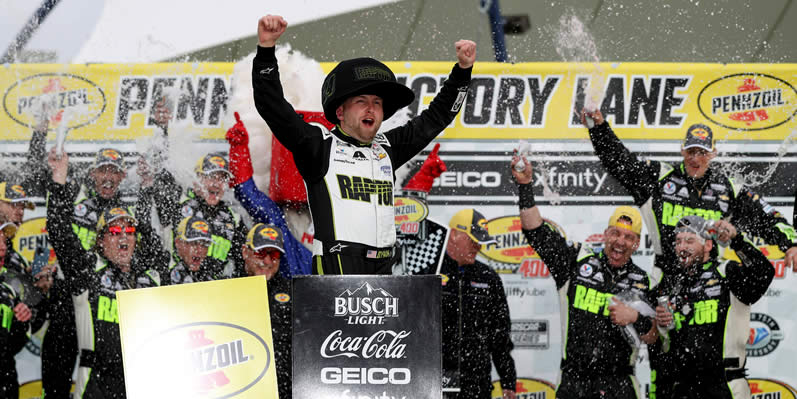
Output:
[320, 329, 410, 359]
[334, 297, 399, 317]
[189, 339, 250, 374]
[320, 367, 411, 385]
[434, 171, 501, 188]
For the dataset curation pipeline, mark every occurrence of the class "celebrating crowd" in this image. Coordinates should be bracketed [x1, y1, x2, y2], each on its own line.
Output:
[0, 12, 794, 399]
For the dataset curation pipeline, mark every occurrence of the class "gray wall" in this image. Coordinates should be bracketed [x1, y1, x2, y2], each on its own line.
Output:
[174, 0, 796, 63]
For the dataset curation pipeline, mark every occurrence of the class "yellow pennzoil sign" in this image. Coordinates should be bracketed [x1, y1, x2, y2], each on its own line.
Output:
[492, 378, 557, 398]
[481, 216, 566, 264]
[748, 378, 797, 399]
[116, 276, 278, 399]
[2, 63, 795, 141]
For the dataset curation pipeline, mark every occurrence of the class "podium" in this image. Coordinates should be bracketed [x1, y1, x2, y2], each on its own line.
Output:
[292, 275, 442, 399]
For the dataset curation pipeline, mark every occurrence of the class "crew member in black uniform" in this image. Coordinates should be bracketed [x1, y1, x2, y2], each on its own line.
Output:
[440, 208, 516, 399]
[582, 110, 796, 397]
[140, 152, 247, 279]
[46, 148, 162, 399]
[0, 220, 33, 398]
[653, 215, 773, 399]
[165, 215, 216, 285]
[242, 223, 292, 399]
[253, 15, 475, 275]
[512, 156, 655, 399]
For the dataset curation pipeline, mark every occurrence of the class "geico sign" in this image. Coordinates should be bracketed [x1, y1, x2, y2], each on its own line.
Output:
[321, 367, 411, 385]
[434, 171, 501, 188]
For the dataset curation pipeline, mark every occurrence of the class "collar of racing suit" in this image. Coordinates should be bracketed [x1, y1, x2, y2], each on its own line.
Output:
[332, 126, 374, 147]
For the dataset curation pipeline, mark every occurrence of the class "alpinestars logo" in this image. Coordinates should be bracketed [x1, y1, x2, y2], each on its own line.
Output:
[334, 282, 398, 325]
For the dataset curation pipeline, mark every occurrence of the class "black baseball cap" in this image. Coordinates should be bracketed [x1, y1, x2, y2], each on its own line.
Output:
[321, 57, 415, 125]
[194, 152, 233, 177]
[90, 148, 125, 172]
[683, 124, 715, 152]
[96, 207, 137, 233]
[174, 215, 213, 244]
[0, 182, 35, 210]
[246, 223, 285, 253]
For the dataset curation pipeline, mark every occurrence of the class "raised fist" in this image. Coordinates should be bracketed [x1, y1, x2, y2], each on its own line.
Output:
[258, 15, 288, 47]
[455, 40, 477, 69]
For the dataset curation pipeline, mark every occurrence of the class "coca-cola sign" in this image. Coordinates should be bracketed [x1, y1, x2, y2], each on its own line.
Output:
[293, 275, 442, 399]
[321, 330, 410, 359]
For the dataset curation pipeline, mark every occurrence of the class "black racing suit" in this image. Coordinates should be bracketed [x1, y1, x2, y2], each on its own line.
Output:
[654, 235, 773, 399]
[47, 182, 162, 399]
[588, 121, 795, 398]
[0, 268, 31, 398]
[45, 186, 135, 399]
[440, 254, 516, 398]
[143, 176, 247, 279]
[267, 273, 292, 399]
[523, 222, 653, 399]
[252, 45, 472, 275]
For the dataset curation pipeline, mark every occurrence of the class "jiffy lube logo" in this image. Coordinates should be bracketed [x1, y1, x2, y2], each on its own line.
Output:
[698, 73, 797, 131]
[334, 282, 399, 325]
[132, 322, 270, 398]
[3, 73, 106, 129]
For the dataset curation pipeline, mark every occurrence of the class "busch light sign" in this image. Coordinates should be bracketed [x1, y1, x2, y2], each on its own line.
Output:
[293, 275, 442, 399]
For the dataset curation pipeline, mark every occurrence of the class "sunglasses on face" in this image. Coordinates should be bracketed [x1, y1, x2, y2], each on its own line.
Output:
[108, 226, 136, 235]
[253, 248, 281, 260]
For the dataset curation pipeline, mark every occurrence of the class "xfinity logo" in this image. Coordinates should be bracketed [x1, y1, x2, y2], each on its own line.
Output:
[334, 282, 398, 325]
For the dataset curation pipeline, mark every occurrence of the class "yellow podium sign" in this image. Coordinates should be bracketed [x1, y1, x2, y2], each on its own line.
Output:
[116, 276, 278, 399]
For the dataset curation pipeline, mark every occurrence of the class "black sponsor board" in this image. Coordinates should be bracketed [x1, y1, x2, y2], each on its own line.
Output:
[404, 154, 796, 205]
[293, 275, 441, 399]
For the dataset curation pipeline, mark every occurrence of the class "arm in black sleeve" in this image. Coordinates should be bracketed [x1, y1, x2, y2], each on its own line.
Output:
[730, 187, 796, 253]
[522, 224, 578, 289]
[46, 181, 94, 293]
[9, 315, 29, 355]
[385, 65, 472, 168]
[251, 46, 327, 180]
[490, 274, 516, 392]
[19, 127, 50, 197]
[588, 122, 660, 205]
[725, 235, 775, 305]
[148, 169, 184, 228]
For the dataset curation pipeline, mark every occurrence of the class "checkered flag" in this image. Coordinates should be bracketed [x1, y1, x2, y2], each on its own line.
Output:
[395, 218, 449, 275]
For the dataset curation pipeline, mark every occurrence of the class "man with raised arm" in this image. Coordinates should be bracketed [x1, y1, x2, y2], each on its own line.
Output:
[253, 14, 474, 274]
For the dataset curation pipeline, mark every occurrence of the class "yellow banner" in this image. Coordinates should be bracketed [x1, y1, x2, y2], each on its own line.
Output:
[116, 276, 278, 399]
[1, 63, 232, 141]
[2, 62, 795, 141]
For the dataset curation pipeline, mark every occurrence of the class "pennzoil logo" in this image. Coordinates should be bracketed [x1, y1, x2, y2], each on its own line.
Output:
[109, 208, 127, 215]
[191, 221, 209, 234]
[274, 293, 290, 303]
[481, 216, 566, 268]
[131, 321, 271, 398]
[492, 377, 557, 398]
[10, 184, 26, 197]
[209, 156, 227, 168]
[393, 196, 429, 225]
[3, 73, 106, 129]
[748, 378, 797, 399]
[698, 73, 797, 131]
[260, 227, 279, 240]
[102, 149, 121, 160]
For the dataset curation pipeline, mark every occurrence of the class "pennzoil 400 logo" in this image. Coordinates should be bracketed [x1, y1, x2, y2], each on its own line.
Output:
[480, 216, 564, 277]
[130, 321, 271, 398]
[492, 378, 557, 398]
[748, 379, 797, 399]
[698, 73, 797, 131]
[3, 73, 106, 129]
